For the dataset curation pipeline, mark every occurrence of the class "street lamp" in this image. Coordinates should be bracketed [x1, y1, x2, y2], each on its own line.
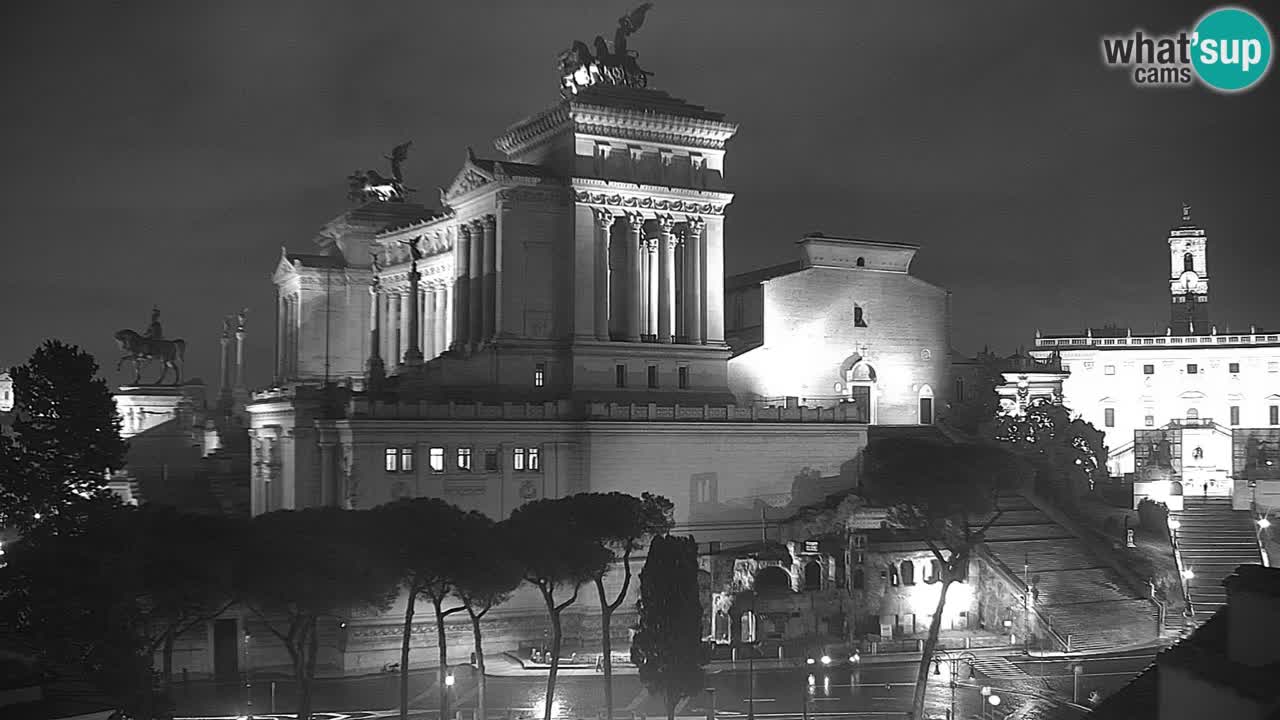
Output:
[243, 631, 253, 720]
[933, 649, 976, 720]
[1259, 517, 1272, 530]
[1182, 568, 1195, 581]
[444, 671, 455, 720]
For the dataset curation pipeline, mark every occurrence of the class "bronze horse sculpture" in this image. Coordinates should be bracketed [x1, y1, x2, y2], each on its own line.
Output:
[114, 329, 186, 385]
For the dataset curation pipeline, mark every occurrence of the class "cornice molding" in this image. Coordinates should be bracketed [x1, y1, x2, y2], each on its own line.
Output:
[572, 180, 732, 216]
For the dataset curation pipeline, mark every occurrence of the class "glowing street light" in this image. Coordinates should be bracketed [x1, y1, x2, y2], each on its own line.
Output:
[1259, 517, 1272, 530]
[445, 673, 455, 687]
[1182, 568, 1195, 581]
[1167, 518, 1181, 531]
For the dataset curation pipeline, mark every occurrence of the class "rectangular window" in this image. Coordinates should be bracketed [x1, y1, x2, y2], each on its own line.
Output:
[1187, 363, 1198, 374]
[484, 450, 498, 472]
[1271, 406, 1279, 426]
[457, 447, 473, 471]
[615, 364, 626, 388]
[1143, 364, 1155, 375]
[534, 363, 545, 388]
[1229, 362, 1241, 373]
[954, 377, 965, 402]
[647, 365, 658, 389]
[1230, 406, 1241, 426]
[513, 447, 526, 471]
[1104, 365, 1116, 375]
[399, 448, 414, 473]
[678, 366, 689, 389]
[528, 447, 540, 471]
[1104, 408, 1115, 427]
[429, 447, 445, 473]
[385, 448, 398, 472]
[804, 540, 819, 553]
[1145, 415, 1155, 427]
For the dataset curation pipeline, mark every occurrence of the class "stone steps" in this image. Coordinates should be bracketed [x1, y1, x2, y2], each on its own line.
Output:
[1170, 500, 1264, 621]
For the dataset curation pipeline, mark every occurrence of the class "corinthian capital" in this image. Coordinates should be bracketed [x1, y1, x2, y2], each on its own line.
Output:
[626, 212, 646, 233]
[685, 215, 706, 234]
[483, 214, 496, 230]
[593, 207, 615, 230]
[657, 214, 677, 235]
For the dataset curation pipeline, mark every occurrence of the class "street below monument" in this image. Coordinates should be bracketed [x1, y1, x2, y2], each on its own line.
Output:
[169, 649, 1159, 720]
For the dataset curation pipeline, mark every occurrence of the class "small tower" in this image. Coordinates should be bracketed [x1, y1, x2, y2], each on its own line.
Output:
[1169, 203, 1210, 334]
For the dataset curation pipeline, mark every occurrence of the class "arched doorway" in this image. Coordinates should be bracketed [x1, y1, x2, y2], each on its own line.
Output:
[918, 385, 934, 425]
[755, 566, 792, 593]
[843, 360, 877, 423]
[803, 560, 822, 590]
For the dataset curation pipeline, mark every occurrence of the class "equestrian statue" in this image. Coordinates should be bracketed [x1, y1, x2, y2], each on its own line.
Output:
[114, 306, 187, 385]
[348, 141, 414, 203]
[558, 4, 655, 96]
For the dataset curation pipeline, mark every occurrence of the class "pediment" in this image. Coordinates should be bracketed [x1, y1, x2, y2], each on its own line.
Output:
[272, 247, 299, 283]
[1179, 391, 1207, 400]
[1267, 394, 1280, 401]
[1098, 396, 1115, 404]
[444, 153, 495, 201]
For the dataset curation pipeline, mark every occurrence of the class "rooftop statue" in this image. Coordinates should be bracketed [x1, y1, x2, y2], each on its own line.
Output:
[559, 4, 655, 97]
[115, 306, 187, 385]
[348, 141, 414, 203]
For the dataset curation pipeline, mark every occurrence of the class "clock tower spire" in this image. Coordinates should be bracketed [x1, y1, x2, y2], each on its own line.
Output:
[1169, 203, 1209, 334]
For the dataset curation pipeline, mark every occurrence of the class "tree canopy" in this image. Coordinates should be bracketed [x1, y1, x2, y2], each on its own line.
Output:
[0, 341, 127, 532]
[631, 534, 705, 720]
[993, 398, 1108, 504]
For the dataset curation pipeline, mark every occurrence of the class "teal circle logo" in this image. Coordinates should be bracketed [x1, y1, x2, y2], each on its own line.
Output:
[1192, 6, 1273, 92]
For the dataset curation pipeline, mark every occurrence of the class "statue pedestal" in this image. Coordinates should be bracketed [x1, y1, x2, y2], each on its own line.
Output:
[115, 383, 207, 439]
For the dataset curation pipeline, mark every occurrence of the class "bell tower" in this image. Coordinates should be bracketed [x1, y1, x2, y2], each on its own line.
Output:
[1169, 203, 1210, 335]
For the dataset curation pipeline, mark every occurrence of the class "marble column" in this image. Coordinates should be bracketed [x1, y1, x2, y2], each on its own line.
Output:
[387, 290, 400, 363]
[367, 280, 384, 383]
[482, 215, 496, 342]
[685, 218, 705, 345]
[444, 284, 455, 350]
[646, 239, 659, 339]
[626, 214, 644, 342]
[404, 260, 423, 365]
[275, 292, 286, 381]
[594, 209, 613, 341]
[434, 287, 447, 358]
[658, 216, 676, 343]
[469, 219, 484, 346]
[455, 226, 471, 349]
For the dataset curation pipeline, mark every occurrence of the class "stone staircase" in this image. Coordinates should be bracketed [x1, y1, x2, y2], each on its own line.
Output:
[1171, 496, 1264, 621]
[981, 494, 1156, 653]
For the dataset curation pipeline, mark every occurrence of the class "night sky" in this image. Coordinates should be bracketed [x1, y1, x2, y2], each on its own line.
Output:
[2, 1, 1278, 389]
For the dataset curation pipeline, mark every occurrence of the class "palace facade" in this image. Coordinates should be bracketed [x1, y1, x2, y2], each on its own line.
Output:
[1026, 209, 1280, 512]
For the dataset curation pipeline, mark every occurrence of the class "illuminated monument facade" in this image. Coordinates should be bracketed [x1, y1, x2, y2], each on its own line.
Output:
[1028, 207, 1280, 512]
[243, 9, 954, 675]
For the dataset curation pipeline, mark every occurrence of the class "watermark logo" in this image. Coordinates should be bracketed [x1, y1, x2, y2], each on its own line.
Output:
[1101, 6, 1273, 92]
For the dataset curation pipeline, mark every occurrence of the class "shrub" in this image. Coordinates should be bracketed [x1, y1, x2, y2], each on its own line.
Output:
[1137, 499, 1169, 540]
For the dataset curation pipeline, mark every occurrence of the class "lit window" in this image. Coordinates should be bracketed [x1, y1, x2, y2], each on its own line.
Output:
[1143, 364, 1154, 375]
[385, 448, 398, 472]
[1104, 365, 1116, 375]
[429, 447, 445, 473]
[678, 366, 689, 389]
[534, 362, 545, 387]
[647, 365, 658, 389]
[484, 450, 498, 472]
[1230, 406, 1240, 426]
[804, 540, 819, 553]
[1104, 408, 1115, 427]
[889, 565, 900, 587]
[457, 447, 473, 471]
[1229, 362, 1240, 373]
[528, 447, 540, 471]
[513, 447, 526, 471]
[615, 364, 627, 388]
[399, 448, 414, 472]
[1187, 363, 1198, 374]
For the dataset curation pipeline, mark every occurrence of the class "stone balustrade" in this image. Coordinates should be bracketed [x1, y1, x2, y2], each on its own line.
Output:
[1038, 331, 1280, 348]
[341, 397, 868, 423]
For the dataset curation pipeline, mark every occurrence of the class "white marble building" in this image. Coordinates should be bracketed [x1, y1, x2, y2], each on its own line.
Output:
[1028, 208, 1280, 511]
